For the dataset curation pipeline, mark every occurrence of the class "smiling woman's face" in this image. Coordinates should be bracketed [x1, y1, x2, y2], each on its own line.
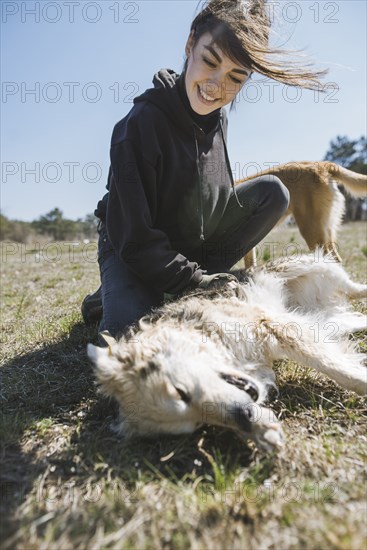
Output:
[184, 31, 251, 115]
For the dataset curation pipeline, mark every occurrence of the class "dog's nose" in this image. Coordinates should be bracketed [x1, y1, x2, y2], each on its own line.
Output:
[245, 381, 260, 402]
[265, 383, 279, 402]
[231, 405, 254, 433]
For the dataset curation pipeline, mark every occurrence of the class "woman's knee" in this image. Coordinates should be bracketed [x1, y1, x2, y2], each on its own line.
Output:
[236, 174, 290, 215]
[262, 175, 290, 213]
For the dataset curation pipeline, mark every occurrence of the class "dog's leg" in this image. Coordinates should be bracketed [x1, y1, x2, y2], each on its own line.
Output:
[320, 182, 345, 263]
[284, 268, 367, 307]
[268, 317, 367, 395]
[291, 184, 344, 262]
[263, 254, 367, 306]
[323, 241, 342, 263]
[244, 248, 256, 268]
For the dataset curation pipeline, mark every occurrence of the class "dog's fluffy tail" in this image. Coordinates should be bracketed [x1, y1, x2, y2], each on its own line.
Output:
[323, 161, 367, 197]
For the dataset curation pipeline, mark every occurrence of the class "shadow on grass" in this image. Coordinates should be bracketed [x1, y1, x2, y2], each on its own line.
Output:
[0, 321, 98, 541]
[1, 322, 365, 544]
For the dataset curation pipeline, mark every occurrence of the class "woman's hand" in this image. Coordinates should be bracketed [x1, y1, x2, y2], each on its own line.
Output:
[197, 272, 238, 290]
[164, 272, 238, 302]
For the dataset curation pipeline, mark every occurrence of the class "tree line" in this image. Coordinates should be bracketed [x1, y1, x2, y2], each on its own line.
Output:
[1, 135, 366, 243]
[0, 209, 99, 243]
[323, 135, 366, 222]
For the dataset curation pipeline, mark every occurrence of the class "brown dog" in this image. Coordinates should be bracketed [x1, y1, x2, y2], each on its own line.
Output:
[235, 161, 367, 267]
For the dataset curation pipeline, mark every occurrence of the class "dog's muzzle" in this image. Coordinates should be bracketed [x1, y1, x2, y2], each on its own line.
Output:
[220, 373, 259, 402]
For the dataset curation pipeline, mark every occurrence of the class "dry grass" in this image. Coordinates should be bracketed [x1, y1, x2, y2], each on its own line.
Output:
[1, 222, 366, 550]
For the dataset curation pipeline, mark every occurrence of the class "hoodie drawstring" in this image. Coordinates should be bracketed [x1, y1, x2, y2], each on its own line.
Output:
[193, 113, 243, 243]
[219, 118, 244, 209]
[193, 126, 205, 241]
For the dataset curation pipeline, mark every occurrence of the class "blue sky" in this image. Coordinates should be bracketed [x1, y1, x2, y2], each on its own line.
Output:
[1, 0, 366, 221]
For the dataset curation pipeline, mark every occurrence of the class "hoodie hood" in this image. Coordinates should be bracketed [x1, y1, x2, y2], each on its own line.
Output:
[133, 68, 222, 136]
[133, 68, 242, 240]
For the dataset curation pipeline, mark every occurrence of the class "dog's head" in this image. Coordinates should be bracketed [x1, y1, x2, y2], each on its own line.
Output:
[87, 327, 283, 452]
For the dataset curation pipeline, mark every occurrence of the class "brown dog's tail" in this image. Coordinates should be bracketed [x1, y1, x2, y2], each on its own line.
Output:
[324, 162, 367, 197]
[235, 160, 367, 197]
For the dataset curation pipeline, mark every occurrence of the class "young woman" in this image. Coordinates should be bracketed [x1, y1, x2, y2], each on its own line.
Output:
[82, 0, 327, 342]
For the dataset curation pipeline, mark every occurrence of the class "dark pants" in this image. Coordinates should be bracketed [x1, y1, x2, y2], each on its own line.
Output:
[97, 175, 289, 342]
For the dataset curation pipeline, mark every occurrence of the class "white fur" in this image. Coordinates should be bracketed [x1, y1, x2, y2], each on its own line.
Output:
[87, 251, 367, 452]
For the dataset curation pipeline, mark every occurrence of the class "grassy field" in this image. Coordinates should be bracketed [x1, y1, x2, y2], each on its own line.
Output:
[1, 222, 366, 550]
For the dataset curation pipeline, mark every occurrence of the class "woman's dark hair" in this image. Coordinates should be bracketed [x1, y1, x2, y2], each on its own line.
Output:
[183, 0, 329, 109]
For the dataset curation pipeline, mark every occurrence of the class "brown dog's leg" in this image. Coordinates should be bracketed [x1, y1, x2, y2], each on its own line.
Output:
[323, 241, 342, 262]
[244, 248, 256, 268]
[291, 187, 343, 262]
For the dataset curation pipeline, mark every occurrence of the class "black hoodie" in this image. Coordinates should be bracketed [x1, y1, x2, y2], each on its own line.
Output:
[95, 68, 237, 294]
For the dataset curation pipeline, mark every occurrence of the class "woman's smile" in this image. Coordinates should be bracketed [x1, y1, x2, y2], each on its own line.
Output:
[197, 84, 220, 105]
[185, 32, 251, 115]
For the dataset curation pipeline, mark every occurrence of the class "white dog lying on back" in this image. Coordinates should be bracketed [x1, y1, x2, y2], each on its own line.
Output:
[87, 252, 367, 452]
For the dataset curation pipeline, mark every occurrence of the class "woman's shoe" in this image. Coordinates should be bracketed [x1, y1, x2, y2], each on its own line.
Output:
[81, 286, 103, 325]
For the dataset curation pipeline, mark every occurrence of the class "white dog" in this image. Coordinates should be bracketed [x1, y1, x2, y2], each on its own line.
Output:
[87, 252, 367, 452]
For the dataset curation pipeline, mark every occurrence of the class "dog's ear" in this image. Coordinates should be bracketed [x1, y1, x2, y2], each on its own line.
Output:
[99, 330, 117, 350]
[87, 342, 108, 364]
[87, 342, 128, 398]
[87, 343, 120, 370]
[86, 331, 119, 369]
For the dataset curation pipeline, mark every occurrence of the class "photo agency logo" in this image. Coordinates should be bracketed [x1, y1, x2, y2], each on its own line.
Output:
[201, 318, 342, 345]
[199, 478, 339, 505]
[1, 2, 142, 103]
[0, 479, 140, 506]
[1, 1, 340, 105]
[1, 1, 140, 24]
[234, 0, 340, 105]
[235, 79, 339, 105]
[1, 240, 98, 264]
[1, 161, 103, 184]
[1, 81, 141, 104]
[0, 79, 339, 105]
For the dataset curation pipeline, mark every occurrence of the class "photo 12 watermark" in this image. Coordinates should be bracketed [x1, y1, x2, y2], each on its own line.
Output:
[1, 161, 103, 184]
[1, 81, 140, 104]
[1, 1, 140, 24]
[1, 1, 340, 25]
[1, 160, 104, 185]
[1, 80, 340, 105]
